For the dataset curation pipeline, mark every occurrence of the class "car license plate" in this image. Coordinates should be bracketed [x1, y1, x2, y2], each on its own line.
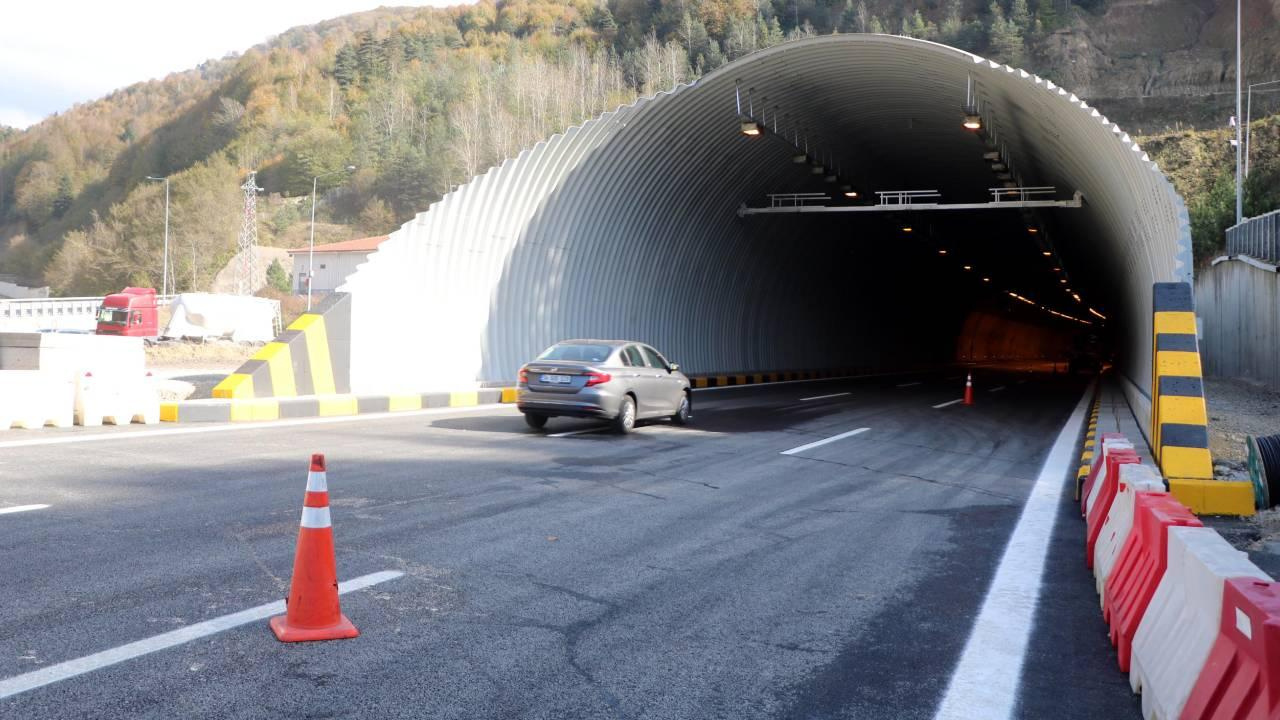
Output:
[540, 374, 571, 384]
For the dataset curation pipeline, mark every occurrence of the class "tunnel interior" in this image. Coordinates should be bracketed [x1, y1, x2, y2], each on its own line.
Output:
[342, 34, 1187, 406]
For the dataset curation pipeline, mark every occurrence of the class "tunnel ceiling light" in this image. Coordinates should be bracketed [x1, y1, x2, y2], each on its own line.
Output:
[793, 153, 808, 164]
[1072, 293, 1082, 302]
[1028, 227, 1039, 234]
[938, 249, 947, 255]
[1089, 307, 1107, 320]
[983, 277, 991, 282]
[963, 265, 972, 271]
[1052, 266, 1061, 272]
[811, 165, 825, 175]
[1060, 278, 1068, 284]
[1042, 250, 1052, 256]
[825, 173, 838, 183]
[841, 185, 859, 198]
[991, 162, 1007, 171]
[740, 120, 761, 136]
[901, 226, 913, 233]
[962, 113, 982, 130]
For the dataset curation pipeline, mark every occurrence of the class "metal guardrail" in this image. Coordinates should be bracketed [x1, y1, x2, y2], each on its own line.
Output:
[877, 189, 941, 205]
[766, 193, 830, 208]
[0, 295, 177, 331]
[1227, 210, 1280, 262]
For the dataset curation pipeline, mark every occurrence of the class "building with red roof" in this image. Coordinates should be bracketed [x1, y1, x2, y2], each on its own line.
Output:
[287, 235, 389, 294]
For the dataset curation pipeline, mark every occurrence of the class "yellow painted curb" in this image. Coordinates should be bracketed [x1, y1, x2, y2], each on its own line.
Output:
[501, 387, 519, 403]
[1168, 479, 1255, 517]
[450, 391, 479, 407]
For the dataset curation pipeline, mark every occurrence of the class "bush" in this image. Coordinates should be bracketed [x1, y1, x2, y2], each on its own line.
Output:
[265, 258, 291, 293]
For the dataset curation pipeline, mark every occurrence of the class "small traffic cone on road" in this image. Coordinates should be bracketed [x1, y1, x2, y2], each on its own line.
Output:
[963, 373, 974, 406]
[269, 453, 360, 642]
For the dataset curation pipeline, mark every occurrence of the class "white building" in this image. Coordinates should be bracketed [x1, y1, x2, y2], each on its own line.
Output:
[288, 235, 388, 294]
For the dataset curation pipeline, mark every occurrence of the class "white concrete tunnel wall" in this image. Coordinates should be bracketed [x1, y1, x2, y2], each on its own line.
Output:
[340, 34, 1191, 395]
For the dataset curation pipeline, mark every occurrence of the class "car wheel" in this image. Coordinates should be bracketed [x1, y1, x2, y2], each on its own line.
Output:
[613, 396, 636, 434]
[524, 413, 548, 430]
[671, 393, 691, 425]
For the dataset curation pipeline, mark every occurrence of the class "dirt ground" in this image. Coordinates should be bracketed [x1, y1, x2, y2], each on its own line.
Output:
[145, 339, 258, 369]
[1205, 377, 1280, 470]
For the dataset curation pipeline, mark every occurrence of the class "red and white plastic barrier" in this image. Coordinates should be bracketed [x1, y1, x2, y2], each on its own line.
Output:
[1130, 527, 1269, 719]
[1182, 578, 1280, 718]
[1083, 435, 1134, 517]
[1094, 463, 1166, 603]
[1105, 493, 1202, 671]
[1086, 447, 1143, 568]
[1074, 419, 1280, 719]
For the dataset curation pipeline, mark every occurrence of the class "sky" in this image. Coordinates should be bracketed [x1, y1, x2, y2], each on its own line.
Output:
[0, 1, 464, 129]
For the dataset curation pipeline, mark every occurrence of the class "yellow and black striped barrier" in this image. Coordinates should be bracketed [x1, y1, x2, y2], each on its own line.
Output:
[212, 293, 351, 400]
[1151, 282, 1252, 515]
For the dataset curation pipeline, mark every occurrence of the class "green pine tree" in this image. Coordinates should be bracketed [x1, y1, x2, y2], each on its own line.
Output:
[265, 259, 290, 293]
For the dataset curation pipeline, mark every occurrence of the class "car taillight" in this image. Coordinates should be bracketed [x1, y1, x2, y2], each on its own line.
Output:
[585, 371, 611, 387]
[518, 367, 528, 384]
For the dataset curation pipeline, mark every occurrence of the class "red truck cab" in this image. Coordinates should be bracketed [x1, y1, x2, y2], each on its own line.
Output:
[96, 287, 159, 339]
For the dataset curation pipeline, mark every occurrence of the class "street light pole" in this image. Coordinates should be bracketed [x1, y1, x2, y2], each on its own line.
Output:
[307, 165, 356, 312]
[146, 176, 170, 295]
[1234, 0, 1243, 225]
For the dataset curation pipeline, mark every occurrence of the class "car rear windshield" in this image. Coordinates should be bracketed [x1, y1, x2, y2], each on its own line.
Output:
[536, 343, 613, 363]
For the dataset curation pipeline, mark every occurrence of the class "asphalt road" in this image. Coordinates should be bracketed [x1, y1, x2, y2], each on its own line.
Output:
[0, 368, 1138, 719]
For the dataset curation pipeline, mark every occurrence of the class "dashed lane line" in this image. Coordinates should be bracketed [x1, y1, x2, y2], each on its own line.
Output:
[896, 381, 923, 388]
[0, 504, 50, 515]
[0, 570, 405, 701]
[932, 382, 1094, 720]
[798, 392, 851, 402]
[989, 386, 1007, 393]
[932, 399, 964, 409]
[780, 427, 870, 456]
[546, 426, 609, 438]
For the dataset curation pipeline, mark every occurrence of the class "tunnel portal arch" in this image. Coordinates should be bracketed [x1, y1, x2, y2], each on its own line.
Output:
[342, 33, 1190, 411]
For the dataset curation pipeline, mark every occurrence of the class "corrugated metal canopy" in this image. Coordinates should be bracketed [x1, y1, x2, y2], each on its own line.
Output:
[343, 34, 1189, 404]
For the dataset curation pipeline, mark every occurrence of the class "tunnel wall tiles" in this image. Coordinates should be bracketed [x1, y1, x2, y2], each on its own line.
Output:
[335, 33, 1188, 400]
[212, 293, 350, 400]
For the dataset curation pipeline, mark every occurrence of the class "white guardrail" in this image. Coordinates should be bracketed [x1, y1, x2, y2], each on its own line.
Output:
[0, 296, 176, 333]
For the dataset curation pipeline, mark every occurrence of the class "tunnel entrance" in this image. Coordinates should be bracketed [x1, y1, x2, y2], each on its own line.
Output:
[341, 34, 1188, 407]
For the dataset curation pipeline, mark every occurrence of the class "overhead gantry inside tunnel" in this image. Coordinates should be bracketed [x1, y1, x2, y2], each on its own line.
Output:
[341, 33, 1191, 424]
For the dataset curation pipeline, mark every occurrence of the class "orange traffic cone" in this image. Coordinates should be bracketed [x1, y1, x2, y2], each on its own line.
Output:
[963, 373, 974, 406]
[269, 454, 359, 642]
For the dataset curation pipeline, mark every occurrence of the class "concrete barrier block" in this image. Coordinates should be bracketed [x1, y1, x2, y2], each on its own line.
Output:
[1130, 526, 1269, 720]
[1094, 465, 1166, 604]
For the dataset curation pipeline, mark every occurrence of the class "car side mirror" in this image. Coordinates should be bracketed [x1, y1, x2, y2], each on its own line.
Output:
[669, 363, 680, 373]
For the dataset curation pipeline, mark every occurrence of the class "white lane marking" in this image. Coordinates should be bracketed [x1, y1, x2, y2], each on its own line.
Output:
[0, 504, 50, 515]
[1016, 380, 1029, 385]
[547, 427, 609, 438]
[932, 399, 964, 409]
[799, 392, 851, 402]
[780, 427, 870, 456]
[0, 404, 506, 450]
[0, 570, 404, 701]
[989, 386, 1007, 393]
[932, 383, 1094, 720]
[897, 381, 923, 388]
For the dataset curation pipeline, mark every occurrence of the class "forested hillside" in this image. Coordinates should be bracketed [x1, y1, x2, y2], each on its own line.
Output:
[0, 0, 1275, 295]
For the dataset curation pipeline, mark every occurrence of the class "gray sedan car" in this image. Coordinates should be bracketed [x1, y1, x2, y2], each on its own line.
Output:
[517, 340, 692, 433]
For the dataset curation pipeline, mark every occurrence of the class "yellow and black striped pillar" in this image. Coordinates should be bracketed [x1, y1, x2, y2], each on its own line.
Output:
[1150, 282, 1212, 481]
